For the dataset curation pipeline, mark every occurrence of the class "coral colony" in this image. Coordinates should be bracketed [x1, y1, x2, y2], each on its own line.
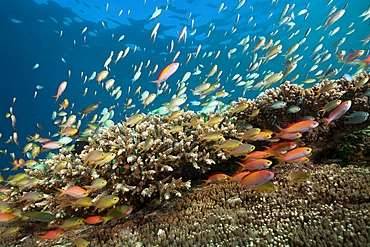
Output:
[1, 72, 370, 246]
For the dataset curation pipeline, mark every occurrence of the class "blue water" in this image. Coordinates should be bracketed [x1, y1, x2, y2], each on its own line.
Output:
[0, 0, 369, 178]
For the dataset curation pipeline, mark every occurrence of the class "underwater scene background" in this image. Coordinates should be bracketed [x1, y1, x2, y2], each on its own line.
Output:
[0, 0, 370, 246]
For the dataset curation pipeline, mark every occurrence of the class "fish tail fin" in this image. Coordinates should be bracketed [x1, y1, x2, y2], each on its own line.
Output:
[83, 185, 91, 191]
[275, 160, 284, 166]
[235, 162, 244, 167]
[52, 95, 58, 103]
[150, 80, 160, 93]
[274, 124, 285, 138]
[322, 118, 331, 128]
[101, 216, 110, 226]
[201, 181, 209, 188]
[55, 188, 64, 198]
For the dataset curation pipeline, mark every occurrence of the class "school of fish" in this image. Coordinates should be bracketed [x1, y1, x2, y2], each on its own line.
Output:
[1, 0, 370, 245]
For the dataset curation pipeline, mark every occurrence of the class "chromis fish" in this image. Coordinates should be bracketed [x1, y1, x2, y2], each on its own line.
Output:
[81, 103, 99, 115]
[94, 195, 120, 211]
[290, 170, 312, 183]
[225, 144, 255, 157]
[22, 211, 55, 222]
[64, 197, 94, 207]
[201, 131, 223, 142]
[57, 217, 85, 229]
[84, 179, 107, 192]
[213, 139, 242, 152]
[101, 205, 133, 225]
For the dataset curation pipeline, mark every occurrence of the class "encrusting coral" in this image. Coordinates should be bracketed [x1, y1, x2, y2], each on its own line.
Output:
[1, 72, 370, 245]
[3, 163, 369, 246]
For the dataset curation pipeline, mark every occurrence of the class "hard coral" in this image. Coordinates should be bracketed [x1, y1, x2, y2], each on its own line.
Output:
[237, 72, 370, 158]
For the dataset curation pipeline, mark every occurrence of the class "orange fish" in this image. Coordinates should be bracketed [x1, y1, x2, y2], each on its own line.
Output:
[240, 170, 274, 190]
[264, 142, 297, 155]
[178, 26, 187, 44]
[36, 229, 64, 244]
[322, 100, 352, 127]
[84, 216, 103, 225]
[238, 159, 272, 171]
[225, 171, 250, 185]
[52, 81, 67, 103]
[150, 63, 179, 92]
[0, 213, 16, 223]
[279, 132, 302, 140]
[202, 172, 230, 187]
[275, 147, 312, 166]
[243, 150, 270, 160]
[56, 186, 88, 198]
[275, 120, 319, 138]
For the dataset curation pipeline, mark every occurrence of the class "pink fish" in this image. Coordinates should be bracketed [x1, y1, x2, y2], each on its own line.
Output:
[52, 81, 67, 103]
[56, 186, 88, 198]
[42, 142, 63, 150]
[225, 171, 250, 185]
[275, 147, 312, 166]
[178, 26, 187, 44]
[322, 100, 352, 127]
[264, 142, 297, 155]
[243, 150, 270, 160]
[275, 120, 319, 138]
[350, 54, 370, 72]
[279, 132, 302, 140]
[239, 170, 275, 190]
[238, 159, 272, 171]
[151, 63, 179, 92]
[202, 172, 230, 187]
[339, 50, 365, 68]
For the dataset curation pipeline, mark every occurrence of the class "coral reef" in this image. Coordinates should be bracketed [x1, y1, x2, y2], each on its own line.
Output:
[1, 72, 370, 245]
[239, 71, 370, 158]
[3, 163, 369, 246]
